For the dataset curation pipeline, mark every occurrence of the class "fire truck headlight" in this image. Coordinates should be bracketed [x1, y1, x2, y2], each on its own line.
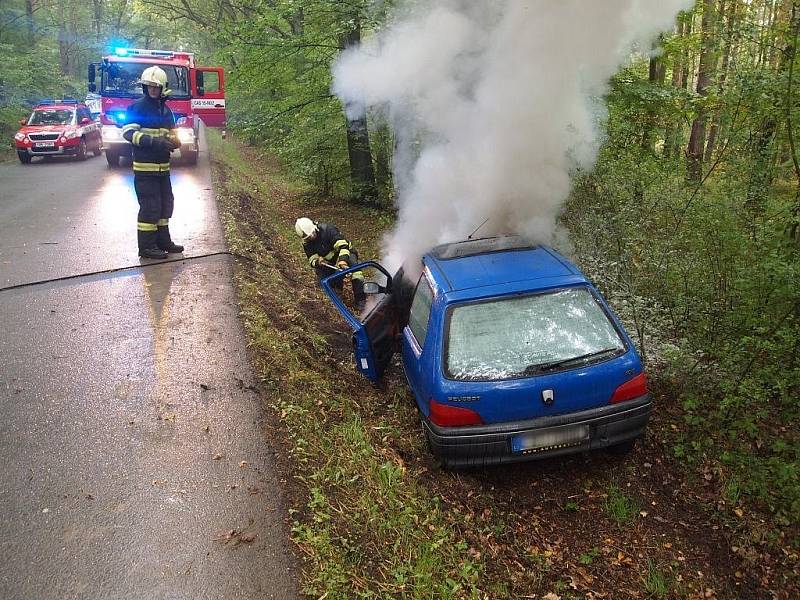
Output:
[102, 127, 122, 141]
[176, 129, 195, 143]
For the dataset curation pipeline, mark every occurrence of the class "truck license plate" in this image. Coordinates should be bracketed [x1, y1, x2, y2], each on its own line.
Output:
[34, 142, 55, 148]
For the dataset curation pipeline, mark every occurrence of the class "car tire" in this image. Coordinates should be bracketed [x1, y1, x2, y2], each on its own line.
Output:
[606, 438, 637, 456]
[105, 149, 120, 168]
[183, 148, 198, 166]
[17, 151, 31, 164]
[93, 141, 102, 156]
[77, 138, 87, 161]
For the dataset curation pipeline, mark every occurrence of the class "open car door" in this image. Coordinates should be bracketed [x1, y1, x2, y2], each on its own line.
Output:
[320, 262, 398, 384]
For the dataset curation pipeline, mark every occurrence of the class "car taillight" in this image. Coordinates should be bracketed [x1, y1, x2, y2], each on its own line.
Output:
[609, 373, 648, 404]
[429, 398, 482, 427]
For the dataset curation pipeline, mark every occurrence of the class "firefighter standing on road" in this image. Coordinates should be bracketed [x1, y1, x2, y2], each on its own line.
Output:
[295, 217, 366, 311]
[122, 66, 184, 259]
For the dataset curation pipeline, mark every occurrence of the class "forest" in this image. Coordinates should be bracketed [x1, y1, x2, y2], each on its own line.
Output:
[2, 0, 798, 597]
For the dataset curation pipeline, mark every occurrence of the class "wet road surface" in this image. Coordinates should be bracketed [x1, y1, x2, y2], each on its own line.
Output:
[0, 138, 298, 598]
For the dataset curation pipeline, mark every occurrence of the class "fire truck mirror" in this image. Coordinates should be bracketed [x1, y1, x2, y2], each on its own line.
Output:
[88, 64, 96, 83]
[196, 71, 204, 96]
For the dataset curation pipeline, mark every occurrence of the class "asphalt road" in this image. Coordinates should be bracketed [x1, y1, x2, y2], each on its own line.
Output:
[0, 138, 299, 599]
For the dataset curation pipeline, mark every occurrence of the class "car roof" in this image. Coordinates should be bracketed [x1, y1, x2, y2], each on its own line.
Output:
[34, 104, 80, 110]
[423, 236, 588, 299]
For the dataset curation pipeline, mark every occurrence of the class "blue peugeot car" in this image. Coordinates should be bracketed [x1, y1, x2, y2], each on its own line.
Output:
[322, 236, 651, 468]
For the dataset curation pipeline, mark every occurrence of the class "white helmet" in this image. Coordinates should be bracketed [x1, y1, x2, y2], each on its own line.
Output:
[295, 217, 318, 240]
[139, 66, 169, 92]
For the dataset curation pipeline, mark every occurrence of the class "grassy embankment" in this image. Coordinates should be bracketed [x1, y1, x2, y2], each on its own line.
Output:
[205, 130, 498, 598]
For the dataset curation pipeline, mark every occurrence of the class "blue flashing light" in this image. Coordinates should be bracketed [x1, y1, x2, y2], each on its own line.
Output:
[113, 112, 126, 123]
[114, 47, 129, 56]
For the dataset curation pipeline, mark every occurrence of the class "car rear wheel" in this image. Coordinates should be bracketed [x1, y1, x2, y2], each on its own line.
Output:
[105, 149, 120, 168]
[93, 140, 102, 156]
[183, 147, 198, 165]
[17, 151, 31, 164]
[77, 139, 87, 161]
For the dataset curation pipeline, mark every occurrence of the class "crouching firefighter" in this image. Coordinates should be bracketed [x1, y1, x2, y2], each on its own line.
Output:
[121, 66, 184, 259]
[295, 217, 366, 311]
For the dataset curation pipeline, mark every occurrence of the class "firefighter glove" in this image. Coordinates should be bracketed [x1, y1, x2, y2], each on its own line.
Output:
[166, 133, 181, 150]
[336, 260, 349, 270]
[314, 257, 327, 267]
[150, 136, 173, 152]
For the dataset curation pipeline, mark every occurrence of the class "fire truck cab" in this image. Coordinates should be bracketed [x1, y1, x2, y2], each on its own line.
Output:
[88, 48, 225, 167]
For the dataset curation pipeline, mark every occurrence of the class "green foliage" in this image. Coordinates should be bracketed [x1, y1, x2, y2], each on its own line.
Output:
[642, 559, 671, 598]
[602, 486, 640, 525]
[566, 24, 800, 522]
[578, 547, 601, 565]
[0, 43, 80, 105]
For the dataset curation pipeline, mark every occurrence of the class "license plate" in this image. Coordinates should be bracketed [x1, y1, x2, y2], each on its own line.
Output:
[34, 142, 55, 148]
[511, 425, 589, 453]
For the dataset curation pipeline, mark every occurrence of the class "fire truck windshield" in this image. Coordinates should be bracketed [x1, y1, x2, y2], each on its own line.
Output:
[101, 62, 190, 98]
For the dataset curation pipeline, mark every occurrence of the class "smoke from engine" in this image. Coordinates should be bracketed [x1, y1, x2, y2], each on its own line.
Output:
[333, 0, 692, 272]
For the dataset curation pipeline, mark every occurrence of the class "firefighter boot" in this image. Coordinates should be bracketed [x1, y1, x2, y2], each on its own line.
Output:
[353, 278, 367, 314]
[157, 225, 184, 253]
[138, 230, 168, 259]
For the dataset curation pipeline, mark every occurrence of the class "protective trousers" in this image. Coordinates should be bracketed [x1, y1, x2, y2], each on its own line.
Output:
[314, 249, 366, 303]
[134, 174, 174, 252]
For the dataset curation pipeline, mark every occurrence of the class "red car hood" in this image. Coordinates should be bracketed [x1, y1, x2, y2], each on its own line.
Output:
[19, 124, 71, 135]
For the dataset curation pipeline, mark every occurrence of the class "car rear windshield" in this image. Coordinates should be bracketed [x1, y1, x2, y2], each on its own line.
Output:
[29, 109, 74, 125]
[445, 287, 626, 381]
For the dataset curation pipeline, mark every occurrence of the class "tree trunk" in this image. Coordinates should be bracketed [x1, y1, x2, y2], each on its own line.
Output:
[374, 120, 392, 204]
[642, 38, 667, 153]
[289, 7, 304, 35]
[681, 13, 694, 91]
[665, 15, 688, 158]
[93, 0, 103, 44]
[25, 0, 35, 45]
[784, 1, 800, 241]
[686, 0, 716, 182]
[340, 23, 377, 203]
[706, 0, 735, 163]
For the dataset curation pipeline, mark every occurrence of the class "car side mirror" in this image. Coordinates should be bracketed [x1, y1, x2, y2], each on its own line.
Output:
[196, 70, 205, 96]
[80, 117, 92, 125]
[363, 282, 386, 295]
[19, 118, 27, 126]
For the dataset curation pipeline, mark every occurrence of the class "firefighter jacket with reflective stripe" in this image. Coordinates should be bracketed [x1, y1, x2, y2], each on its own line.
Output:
[121, 95, 176, 175]
[303, 223, 354, 267]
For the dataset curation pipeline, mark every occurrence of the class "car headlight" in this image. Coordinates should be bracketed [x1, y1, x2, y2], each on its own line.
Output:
[14, 132, 26, 142]
[176, 128, 195, 143]
[64, 130, 80, 140]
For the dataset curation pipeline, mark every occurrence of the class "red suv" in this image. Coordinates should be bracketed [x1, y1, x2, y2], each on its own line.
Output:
[14, 99, 102, 164]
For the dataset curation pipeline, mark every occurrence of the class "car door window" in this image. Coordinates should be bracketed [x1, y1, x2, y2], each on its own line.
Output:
[408, 277, 433, 346]
[200, 71, 220, 93]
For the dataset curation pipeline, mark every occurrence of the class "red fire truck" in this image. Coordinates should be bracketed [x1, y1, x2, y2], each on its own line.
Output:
[88, 48, 225, 167]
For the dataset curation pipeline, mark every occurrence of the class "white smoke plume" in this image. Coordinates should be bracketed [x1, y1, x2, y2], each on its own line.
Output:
[333, 0, 692, 273]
